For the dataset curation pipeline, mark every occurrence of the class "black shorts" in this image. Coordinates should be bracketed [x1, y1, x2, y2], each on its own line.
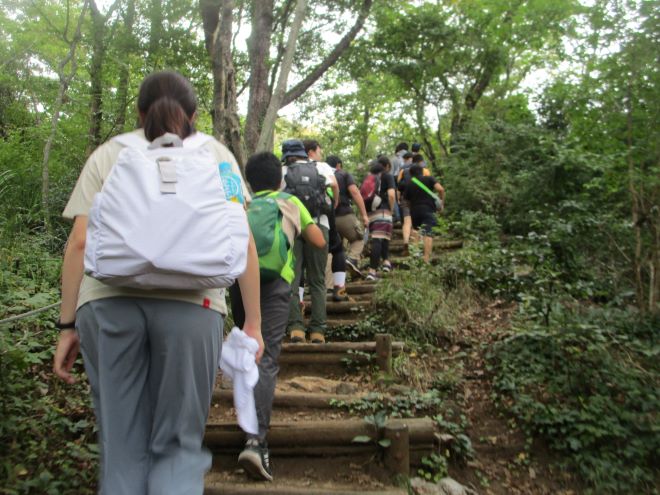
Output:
[411, 211, 437, 237]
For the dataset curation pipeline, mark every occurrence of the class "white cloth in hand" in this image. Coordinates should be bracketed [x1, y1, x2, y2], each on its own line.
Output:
[219, 327, 260, 434]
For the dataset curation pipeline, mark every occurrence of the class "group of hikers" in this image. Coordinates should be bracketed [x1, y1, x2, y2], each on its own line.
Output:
[52, 70, 445, 494]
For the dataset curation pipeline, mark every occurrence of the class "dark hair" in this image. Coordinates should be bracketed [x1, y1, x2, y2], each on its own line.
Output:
[411, 142, 422, 152]
[377, 155, 391, 170]
[245, 152, 282, 192]
[138, 71, 197, 142]
[326, 155, 342, 169]
[410, 164, 424, 177]
[403, 152, 413, 160]
[303, 139, 320, 154]
[369, 160, 385, 174]
[395, 142, 409, 152]
[412, 153, 424, 164]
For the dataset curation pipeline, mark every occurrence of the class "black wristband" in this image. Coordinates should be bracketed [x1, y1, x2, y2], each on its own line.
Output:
[55, 319, 76, 330]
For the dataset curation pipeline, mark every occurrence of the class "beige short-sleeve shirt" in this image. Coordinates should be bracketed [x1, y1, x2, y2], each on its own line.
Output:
[63, 129, 251, 315]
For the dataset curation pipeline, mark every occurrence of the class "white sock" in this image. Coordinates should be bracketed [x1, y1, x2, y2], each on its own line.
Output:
[299, 287, 305, 302]
[333, 272, 346, 287]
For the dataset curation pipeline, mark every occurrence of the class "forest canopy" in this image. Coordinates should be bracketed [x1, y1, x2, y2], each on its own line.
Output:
[0, 0, 658, 493]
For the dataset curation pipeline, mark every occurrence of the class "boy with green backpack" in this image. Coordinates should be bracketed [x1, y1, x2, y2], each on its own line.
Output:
[228, 151, 325, 482]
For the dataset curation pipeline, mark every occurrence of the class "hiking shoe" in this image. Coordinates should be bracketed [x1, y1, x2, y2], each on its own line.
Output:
[382, 262, 393, 273]
[289, 328, 306, 343]
[332, 286, 351, 302]
[238, 438, 273, 482]
[346, 258, 362, 278]
[365, 272, 378, 281]
[309, 331, 325, 344]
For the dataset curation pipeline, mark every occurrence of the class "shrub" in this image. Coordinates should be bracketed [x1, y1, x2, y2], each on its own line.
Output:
[488, 307, 659, 493]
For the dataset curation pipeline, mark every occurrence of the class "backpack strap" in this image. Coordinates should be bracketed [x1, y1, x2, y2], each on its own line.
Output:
[411, 177, 441, 209]
[112, 131, 213, 149]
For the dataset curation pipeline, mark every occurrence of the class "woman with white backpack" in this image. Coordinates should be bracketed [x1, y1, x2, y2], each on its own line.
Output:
[53, 71, 263, 494]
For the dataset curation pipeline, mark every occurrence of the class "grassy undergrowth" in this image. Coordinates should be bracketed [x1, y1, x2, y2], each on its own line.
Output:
[373, 260, 478, 345]
[1, 235, 98, 495]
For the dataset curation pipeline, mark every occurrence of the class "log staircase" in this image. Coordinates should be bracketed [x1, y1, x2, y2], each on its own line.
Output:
[204, 229, 460, 494]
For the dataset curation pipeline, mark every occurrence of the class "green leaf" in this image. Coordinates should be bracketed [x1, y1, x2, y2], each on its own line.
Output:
[352, 435, 372, 444]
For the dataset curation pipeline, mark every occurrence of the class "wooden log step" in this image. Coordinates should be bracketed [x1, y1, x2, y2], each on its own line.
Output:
[345, 283, 376, 294]
[204, 417, 435, 450]
[279, 352, 368, 366]
[212, 389, 360, 409]
[304, 292, 373, 303]
[205, 484, 407, 495]
[281, 341, 404, 353]
[387, 239, 463, 250]
[326, 317, 363, 328]
[305, 300, 371, 314]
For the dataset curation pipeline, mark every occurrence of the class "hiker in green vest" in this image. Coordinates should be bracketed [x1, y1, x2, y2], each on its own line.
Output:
[403, 164, 446, 263]
[228, 152, 325, 481]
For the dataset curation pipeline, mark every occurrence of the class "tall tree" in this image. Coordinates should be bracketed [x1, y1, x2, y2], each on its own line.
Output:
[256, 0, 307, 151]
[41, 0, 89, 228]
[114, 0, 136, 134]
[201, 0, 247, 164]
[201, 0, 373, 162]
[87, 0, 120, 155]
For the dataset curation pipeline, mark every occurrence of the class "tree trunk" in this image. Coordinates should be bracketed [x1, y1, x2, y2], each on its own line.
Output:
[201, 0, 247, 166]
[281, 0, 373, 108]
[115, 0, 136, 133]
[87, 0, 106, 155]
[256, 0, 307, 152]
[358, 104, 370, 164]
[41, 1, 88, 229]
[626, 83, 645, 311]
[148, 0, 163, 68]
[243, 0, 274, 155]
[413, 97, 438, 171]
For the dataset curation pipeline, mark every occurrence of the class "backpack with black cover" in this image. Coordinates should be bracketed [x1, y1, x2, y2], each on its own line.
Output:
[247, 191, 292, 283]
[360, 172, 382, 212]
[283, 161, 327, 218]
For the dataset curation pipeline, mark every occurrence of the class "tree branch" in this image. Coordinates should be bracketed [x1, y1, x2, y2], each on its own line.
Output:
[280, 0, 373, 108]
[256, 0, 307, 151]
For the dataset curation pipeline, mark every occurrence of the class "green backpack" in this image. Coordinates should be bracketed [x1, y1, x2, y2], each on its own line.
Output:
[247, 191, 293, 283]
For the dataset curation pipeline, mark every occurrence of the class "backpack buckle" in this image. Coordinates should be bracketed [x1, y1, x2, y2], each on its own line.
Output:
[156, 157, 177, 194]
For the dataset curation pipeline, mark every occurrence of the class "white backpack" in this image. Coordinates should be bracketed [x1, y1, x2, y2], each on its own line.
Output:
[84, 131, 250, 289]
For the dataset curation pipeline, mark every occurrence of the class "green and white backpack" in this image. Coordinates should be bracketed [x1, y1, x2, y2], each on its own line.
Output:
[247, 191, 294, 283]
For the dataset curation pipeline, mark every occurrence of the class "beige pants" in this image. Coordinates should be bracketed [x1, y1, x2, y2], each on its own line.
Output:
[335, 213, 365, 261]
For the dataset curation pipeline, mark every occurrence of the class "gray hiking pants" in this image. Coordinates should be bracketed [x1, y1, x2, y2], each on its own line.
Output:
[287, 225, 330, 335]
[77, 297, 222, 495]
[229, 278, 291, 443]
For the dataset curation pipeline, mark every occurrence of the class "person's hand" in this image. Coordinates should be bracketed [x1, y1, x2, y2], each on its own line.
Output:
[362, 214, 369, 227]
[243, 319, 264, 363]
[53, 329, 80, 384]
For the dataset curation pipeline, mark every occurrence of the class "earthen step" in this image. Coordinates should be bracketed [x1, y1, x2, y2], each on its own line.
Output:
[205, 485, 407, 495]
[212, 390, 364, 409]
[205, 455, 406, 494]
